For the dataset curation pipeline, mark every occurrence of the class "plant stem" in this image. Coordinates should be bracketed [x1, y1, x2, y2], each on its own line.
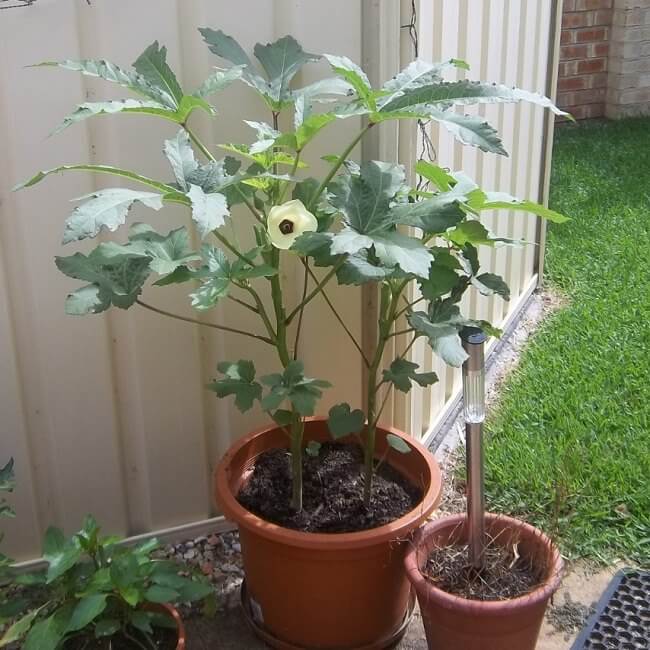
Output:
[183, 123, 264, 224]
[285, 261, 344, 324]
[388, 328, 416, 339]
[293, 260, 310, 360]
[307, 125, 372, 210]
[362, 280, 410, 505]
[227, 294, 258, 313]
[370, 336, 418, 430]
[290, 417, 304, 511]
[135, 299, 274, 344]
[301, 261, 370, 367]
[183, 123, 215, 161]
[122, 629, 149, 650]
[238, 283, 277, 343]
[279, 150, 301, 204]
[211, 230, 257, 267]
[396, 296, 426, 319]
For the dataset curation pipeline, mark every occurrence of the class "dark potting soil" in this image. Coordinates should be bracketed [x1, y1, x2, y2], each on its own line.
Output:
[424, 539, 546, 601]
[63, 627, 177, 649]
[237, 442, 422, 533]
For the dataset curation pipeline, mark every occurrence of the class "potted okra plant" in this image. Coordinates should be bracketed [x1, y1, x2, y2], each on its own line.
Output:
[18, 28, 569, 649]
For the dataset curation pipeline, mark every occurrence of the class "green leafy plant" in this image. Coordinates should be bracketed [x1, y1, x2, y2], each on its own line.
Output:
[0, 460, 15, 577]
[18, 30, 569, 512]
[0, 515, 213, 650]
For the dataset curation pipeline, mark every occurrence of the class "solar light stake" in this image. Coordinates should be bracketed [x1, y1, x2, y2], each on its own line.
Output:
[461, 326, 488, 570]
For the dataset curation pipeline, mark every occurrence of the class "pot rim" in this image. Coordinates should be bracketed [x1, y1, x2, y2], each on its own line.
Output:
[214, 416, 442, 551]
[145, 603, 186, 650]
[404, 513, 564, 615]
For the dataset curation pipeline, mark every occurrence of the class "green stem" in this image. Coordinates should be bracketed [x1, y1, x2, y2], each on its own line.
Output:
[211, 230, 257, 267]
[307, 125, 372, 211]
[135, 299, 273, 345]
[238, 283, 277, 343]
[293, 260, 310, 360]
[362, 281, 409, 505]
[396, 296, 426, 319]
[285, 261, 344, 324]
[388, 328, 416, 339]
[122, 629, 149, 650]
[290, 417, 304, 511]
[302, 260, 370, 367]
[184, 123, 264, 224]
[227, 294, 258, 313]
[184, 123, 215, 161]
[279, 150, 302, 205]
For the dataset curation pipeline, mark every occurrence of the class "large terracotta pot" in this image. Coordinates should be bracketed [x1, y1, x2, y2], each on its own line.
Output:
[404, 513, 564, 650]
[214, 417, 442, 649]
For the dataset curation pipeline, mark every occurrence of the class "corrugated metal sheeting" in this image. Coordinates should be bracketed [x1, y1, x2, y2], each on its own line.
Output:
[0, 0, 560, 560]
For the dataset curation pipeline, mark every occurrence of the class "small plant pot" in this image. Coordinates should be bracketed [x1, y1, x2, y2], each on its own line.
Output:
[146, 603, 186, 650]
[214, 417, 443, 649]
[404, 513, 563, 650]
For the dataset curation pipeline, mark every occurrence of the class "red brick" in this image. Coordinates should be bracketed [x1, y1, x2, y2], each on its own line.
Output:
[575, 0, 612, 10]
[564, 0, 577, 11]
[561, 44, 589, 60]
[561, 30, 576, 44]
[560, 104, 588, 119]
[558, 76, 587, 91]
[578, 57, 607, 73]
[593, 9, 613, 26]
[563, 103, 606, 120]
[575, 27, 609, 42]
[559, 60, 580, 77]
[589, 71, 609, 88]
[592, 42, 609, 57]
[563, 11, 592, 29]
[575, 88, 606, 103]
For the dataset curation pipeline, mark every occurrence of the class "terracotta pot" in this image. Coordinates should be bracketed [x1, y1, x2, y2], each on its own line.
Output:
[214, 417, 442, 649]
[146, 603, 186, 649]
[404, 513, 564, 650]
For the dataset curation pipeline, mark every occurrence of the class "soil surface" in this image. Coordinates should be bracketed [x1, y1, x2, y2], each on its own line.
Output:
[64, 627, 177, 649]
[237, 442, 421, 533]
[424, 540, 545, 601]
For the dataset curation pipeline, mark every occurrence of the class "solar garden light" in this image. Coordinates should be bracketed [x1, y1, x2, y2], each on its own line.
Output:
[460, 326, 488, 570]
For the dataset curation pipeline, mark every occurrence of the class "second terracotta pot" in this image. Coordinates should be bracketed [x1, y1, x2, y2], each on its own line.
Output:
[404, 513, 564, 650]
[214, 417, 442, 649]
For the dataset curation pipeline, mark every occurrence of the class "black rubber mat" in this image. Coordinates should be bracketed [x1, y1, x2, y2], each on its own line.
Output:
[571, 569, 650, 649]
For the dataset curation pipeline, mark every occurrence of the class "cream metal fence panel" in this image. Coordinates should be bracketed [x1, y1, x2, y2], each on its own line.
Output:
[397, 0, 562, 445]
[0, 0, 366, 562]
[0, 0, 561, 561]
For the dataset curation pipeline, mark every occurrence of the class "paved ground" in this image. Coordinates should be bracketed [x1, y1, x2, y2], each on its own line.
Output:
[183, 561, 618, 649]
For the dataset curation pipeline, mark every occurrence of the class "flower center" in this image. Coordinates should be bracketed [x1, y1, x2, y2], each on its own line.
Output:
[279, 219, 295, 235]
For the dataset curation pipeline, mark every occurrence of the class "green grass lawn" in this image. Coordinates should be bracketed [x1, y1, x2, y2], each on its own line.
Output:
[483, 118, 650, 564]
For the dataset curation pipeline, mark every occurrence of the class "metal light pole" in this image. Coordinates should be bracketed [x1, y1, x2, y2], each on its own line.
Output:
[460, 326, 487, 570]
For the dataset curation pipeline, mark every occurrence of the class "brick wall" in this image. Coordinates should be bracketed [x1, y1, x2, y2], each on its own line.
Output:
[606, 0, 650, 117]
[558, 0, 613, 120]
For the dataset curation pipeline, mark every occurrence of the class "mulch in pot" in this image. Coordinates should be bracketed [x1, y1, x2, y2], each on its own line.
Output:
[237, 442, 422, 533]
[423, 532, 547, 601]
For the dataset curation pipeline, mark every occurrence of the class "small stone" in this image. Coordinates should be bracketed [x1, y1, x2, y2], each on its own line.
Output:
[221, 562, 242, 574]
[232, 542, 241, 553]
[183, 549, 196, 560]
[186, 541, 195, 548]
[201, 562, 214, 575]
[207, 535, 220, 546]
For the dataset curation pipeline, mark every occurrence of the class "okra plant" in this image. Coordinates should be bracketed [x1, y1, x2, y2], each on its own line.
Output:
[18, 31, 569, 511]
[0, 459, 15, 577]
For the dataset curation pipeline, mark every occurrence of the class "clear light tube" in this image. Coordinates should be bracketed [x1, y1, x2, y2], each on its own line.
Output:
[463, 367, 485, 423]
